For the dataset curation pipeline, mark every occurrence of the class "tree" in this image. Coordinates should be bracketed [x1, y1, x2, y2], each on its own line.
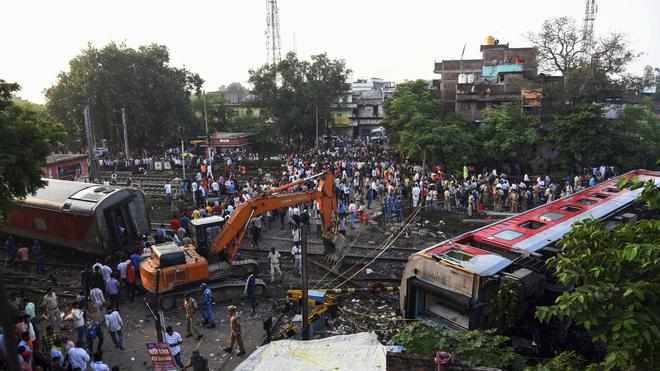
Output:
[479, 104, 539, 173]
[219, 82, 250, 104]
[46, 42, 203, 154]
[535, 177, 660, 370]
[249, 52, 350, 147]
[0, 80, 64, 219]
[384, 80, 478, 169]
[0, 83, 64, 360]
[527, 17, 637, 104]
[527, 17, 584, 81]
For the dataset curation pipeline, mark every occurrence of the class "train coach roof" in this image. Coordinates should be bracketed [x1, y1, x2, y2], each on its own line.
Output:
[21, 178, 123, 214]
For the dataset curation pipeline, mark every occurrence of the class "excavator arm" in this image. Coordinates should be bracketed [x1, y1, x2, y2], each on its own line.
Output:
[211, 171, 337, 261]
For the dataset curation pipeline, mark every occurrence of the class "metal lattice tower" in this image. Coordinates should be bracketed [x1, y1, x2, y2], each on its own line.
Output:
[582, 0, 597, 53]
[265, 0, 282, 66]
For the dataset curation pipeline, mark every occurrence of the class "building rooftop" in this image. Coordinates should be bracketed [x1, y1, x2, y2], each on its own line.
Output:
[46, 153, 88, 165]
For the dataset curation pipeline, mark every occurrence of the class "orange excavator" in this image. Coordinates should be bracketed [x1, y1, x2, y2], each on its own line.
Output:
[139, 171, 343, 302]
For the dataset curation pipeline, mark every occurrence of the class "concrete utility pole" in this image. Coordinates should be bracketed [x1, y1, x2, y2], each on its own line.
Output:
[83, 104, 97, 181]
[315, 103, 319, 149]
[121, 107, 130, 160]
[203, 91, 211, 160]
[301, 222, 310, 340]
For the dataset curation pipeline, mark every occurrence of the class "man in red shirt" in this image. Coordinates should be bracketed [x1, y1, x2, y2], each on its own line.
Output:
[170, 216, 181, 232]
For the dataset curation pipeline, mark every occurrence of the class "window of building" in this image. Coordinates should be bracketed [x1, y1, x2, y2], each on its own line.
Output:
[493, 230, 523, 241]
[519, 220, 545, 230]
[539, 212, 565, 222]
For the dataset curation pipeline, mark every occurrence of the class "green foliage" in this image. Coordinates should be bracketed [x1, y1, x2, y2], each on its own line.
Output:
[525, 351, 585, 371]
[249, 52, 349, 146]
[489, 278, 524, 332]
[0, 81, 65, 218]
[479, 104, 539, 168]
[393, 322, 524, 370]
[46, 42, 203, 153]
[535, 216, 660, 370]
[384, 80, 479, 168]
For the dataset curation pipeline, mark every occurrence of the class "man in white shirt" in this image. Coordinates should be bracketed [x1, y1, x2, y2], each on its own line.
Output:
[291, 244, 302, 276]
[100, 264, 113, 284]
[67, 341, 90, 370]
[165, 326, 184, 369]
[89, 287, 105, 314]
[90, 352, 110, 371]
[104, 308, 124, 350]
[267, 248, 281, 283]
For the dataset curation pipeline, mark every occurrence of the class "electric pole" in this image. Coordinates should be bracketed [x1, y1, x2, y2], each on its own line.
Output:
[301, 221, 310, 340]
[121, 107, 129, 160]
[83, 104, 97, 182]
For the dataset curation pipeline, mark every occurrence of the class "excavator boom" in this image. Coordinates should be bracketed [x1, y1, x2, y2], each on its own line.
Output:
[212, 171, 337, 261]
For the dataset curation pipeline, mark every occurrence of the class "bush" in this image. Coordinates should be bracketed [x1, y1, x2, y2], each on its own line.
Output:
[392, 322, 525, 370]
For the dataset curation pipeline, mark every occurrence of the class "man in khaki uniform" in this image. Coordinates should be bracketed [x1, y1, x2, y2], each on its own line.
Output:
[184, 293, 202, 340]
[223, 305, 245, 356]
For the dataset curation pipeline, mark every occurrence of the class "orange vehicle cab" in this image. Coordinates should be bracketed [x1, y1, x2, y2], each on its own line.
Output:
[140, 242, 209, 293]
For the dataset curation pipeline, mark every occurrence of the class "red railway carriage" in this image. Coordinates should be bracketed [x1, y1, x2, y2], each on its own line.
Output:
[401, 169, 660, 330]
[2, 179, 150, 255]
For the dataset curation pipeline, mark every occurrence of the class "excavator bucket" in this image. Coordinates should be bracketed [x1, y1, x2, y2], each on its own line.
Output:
[323, 233, 348, 262]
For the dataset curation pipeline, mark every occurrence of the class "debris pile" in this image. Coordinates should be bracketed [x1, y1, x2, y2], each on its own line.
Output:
[326, 291, 403, 343]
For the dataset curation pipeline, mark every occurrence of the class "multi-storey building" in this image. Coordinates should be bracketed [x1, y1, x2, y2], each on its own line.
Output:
[331, 78, 396, 138]
[434, 37, 538, 121]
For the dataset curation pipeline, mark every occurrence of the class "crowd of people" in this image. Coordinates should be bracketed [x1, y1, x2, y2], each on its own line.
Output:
[3, 136, 620, 370]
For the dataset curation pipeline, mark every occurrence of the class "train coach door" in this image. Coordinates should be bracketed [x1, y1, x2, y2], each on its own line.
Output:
[104, 196, 138, 250]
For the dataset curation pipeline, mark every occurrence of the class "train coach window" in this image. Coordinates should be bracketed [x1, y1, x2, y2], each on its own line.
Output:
[591, 193, 609, 199]
[560, 205, 581, 213]
[519, 220, 545, 229]
[493, 230, 523, 241]
[605, 187, 620, 193]
[540, 212, 565, 222]
[577, 198, 597, 206]
[444, 249, 473, 261]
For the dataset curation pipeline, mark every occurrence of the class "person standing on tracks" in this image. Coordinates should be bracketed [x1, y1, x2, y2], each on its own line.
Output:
[32, 240, 43, 274]
[165, 326, 185, 369]
[104, 307, 124, 351]
[200, 283, 215, 328]
[251, 215, 263, 248]
[183, 293, 202, 340]
[89, 286, 105, 318]
[267, 248, 282, 283]
[223, 305, 245, 356]
[6, 235, 17, 264]
[105, 274, 120, 310]
[291, 243, 302, 276]
[42, 288, 62, 331]
[243, 273, 257, 316]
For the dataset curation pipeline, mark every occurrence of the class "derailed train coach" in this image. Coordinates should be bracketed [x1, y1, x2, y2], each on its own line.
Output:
[400, 169, 660, 330]
[1, 178, 150, 255]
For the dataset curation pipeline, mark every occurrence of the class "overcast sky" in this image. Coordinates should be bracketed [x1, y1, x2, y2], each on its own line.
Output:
[3, 0, 659, 103]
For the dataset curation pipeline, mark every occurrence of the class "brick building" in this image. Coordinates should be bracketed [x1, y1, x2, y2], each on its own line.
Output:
[434, 37, 538, 121]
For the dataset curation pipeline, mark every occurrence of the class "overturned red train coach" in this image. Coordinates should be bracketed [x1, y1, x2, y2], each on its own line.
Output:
[400, 169, 660, 330]
[1, 179, 151, 255]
